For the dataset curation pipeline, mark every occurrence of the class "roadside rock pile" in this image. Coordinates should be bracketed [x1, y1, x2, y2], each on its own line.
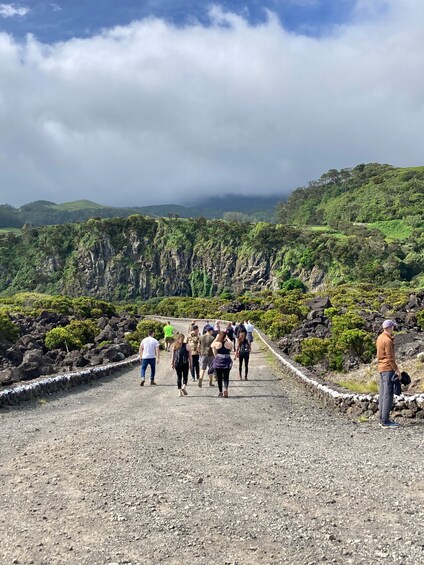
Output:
[0, 311, 141, 387]
[277, 292, 424, 369]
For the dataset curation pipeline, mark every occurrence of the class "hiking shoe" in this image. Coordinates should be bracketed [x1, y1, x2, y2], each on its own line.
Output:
[182, 386, 188, 396]
[223, 389, 228, 398]
[140, 380, 145, 386]
[218, 392, 223, 397]
[198, 377, 203, 388]
[379, 421, 400, 428]
[150, 381, 157, 386]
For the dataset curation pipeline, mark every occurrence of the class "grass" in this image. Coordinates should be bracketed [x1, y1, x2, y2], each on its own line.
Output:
[0, 227, 21, 233]
[56, 200, 107, 211]
[303, 226, 347, 239]
[336, 379, 379, 394]
[367, 219, 413, 241]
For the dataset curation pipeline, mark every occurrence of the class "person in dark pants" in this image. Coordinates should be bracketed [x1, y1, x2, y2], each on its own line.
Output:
[376, 319, 401, 428]
[187, 325, 201, 382]
[235, 330, 251, 380]
[172, 334, 192, 397]
[211, 331, 233, 398]
[139, 329, 160, 386]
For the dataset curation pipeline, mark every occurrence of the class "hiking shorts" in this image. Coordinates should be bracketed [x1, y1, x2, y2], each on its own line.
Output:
[200, 354, 214, 370]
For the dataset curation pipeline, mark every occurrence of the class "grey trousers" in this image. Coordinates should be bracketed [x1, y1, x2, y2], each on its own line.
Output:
[379, 371, 395, 424]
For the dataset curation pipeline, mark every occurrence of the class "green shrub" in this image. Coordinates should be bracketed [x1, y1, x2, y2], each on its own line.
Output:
[45, 319, 98, 351]
[295, 337, 330, 366]
[417, 310, 424, 330]
[0, 310, 19, 342]
[280, 278, 306, 292]
[336, 329, 375, 361]
[331, 313, 365, 335]
[125, 319, 166, 348]
[45, 327, 83, 351]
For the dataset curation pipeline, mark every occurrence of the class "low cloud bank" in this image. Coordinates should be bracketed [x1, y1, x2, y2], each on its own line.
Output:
[0, 1, 423, 206]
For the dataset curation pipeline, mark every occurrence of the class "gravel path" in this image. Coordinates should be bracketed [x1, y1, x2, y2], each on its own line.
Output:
[1, 321, 424, 565]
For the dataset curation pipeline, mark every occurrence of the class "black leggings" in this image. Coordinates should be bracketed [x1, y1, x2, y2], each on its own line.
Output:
[176, 365, 189, 389]
[239, 353, 250, 377]
[191, 354, 200, 380]
[216, 368, 230, 392]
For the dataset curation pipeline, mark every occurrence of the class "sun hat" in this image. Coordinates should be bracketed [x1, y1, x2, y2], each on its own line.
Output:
[382, 319, 396, 329]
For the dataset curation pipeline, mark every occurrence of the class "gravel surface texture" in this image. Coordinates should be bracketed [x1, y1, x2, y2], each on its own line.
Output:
[1, 321, 424, 565]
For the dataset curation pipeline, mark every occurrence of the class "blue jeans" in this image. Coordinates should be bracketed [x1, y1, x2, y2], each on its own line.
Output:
[379, 371, 395, 424]
[141, 358, 156, 381]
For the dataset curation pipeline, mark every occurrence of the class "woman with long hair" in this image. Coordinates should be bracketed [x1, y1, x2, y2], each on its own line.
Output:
[211, 330, 233, 398]
[171, 334, 192, 397]
[187, 325, 201, 382]
[235, 330, 251, 380]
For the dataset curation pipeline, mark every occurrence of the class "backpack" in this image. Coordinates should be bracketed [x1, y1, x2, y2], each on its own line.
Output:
[174, 343, 189, 367]
[239, 340, 250, 354]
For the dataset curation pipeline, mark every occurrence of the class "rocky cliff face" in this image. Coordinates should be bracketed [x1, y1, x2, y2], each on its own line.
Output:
[0, 216, 405, 300]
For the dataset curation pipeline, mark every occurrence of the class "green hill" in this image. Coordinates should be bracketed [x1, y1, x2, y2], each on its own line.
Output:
[0, 196, 278, 229]
[276, 163, 424, 229]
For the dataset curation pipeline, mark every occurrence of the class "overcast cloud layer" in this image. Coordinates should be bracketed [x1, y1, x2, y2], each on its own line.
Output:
[1, 0, 424, 207]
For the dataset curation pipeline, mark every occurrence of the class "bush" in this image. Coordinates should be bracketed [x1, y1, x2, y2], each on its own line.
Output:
[0, 310, 19, 342]
[45, 327, 83, 351]
[45, 320, 99, 351]
[295, 337, 330, 366]
[125, 319, 166, 349]
[280, 278, 306, 292]
[331, 313, 365, 335]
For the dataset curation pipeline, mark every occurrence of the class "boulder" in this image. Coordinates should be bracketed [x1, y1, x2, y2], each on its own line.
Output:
[18, 349, 43, 380]
[0, 367, 20, 386]
[306, 296, 332, 312]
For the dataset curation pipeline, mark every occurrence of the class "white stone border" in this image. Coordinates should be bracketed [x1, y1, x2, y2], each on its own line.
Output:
[0, 355, 140, 408]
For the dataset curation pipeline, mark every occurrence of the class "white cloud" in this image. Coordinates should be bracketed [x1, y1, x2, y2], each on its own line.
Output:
[0, 3, 29, 18]
[0, 1, 424, 207]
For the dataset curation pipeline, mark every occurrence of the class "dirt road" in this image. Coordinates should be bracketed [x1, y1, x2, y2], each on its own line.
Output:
[1, 322, 424, 565]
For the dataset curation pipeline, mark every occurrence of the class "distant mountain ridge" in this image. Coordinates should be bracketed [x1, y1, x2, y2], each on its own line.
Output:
[0, 195, 281, 229]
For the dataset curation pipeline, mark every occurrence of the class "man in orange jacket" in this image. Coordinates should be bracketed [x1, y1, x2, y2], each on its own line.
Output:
[376, 320, 401, 428]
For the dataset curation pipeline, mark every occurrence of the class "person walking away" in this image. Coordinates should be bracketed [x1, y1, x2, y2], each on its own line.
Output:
[139, 329, 160, 386]
[211, 331, 233, 398]
[188, 320, 197, 334]
[202, 321, 210, 335]
[187, 325, 201, 381]
[226, 321, 235, 351]
[198, 326, 215, 388]
[245, 320, 254, 344]
[163, 321, 174, 352]
[235, 321, 246, 338]
[172, 334, 192, 397]
[235, 330, 251, 380]
[213, 320, 221, 337]
[376, 319, 401, 428]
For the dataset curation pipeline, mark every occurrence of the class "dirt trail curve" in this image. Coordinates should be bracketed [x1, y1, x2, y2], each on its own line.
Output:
[1, 320, 424, 565]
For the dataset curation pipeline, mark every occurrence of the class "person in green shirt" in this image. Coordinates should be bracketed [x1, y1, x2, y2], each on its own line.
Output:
[163, 321, 174, 352]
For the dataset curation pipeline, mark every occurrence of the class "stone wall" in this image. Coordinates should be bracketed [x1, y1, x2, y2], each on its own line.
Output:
[0, 356, 139, 408]
[255, 328, 424, 420]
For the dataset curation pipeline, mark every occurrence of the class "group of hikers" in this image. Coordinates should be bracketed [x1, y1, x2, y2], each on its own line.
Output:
[139, 319, 255, 397]
[140, 316, 410, 427]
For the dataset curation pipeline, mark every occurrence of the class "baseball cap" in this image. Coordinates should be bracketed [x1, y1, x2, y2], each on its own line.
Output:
[382, 319, 396, 329]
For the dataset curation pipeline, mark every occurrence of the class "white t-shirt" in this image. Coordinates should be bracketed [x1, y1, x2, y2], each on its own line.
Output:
[140, 336, 159, 359]
[245, 323, 254, 333]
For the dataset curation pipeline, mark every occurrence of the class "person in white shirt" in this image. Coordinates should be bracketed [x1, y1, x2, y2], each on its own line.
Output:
[139, 330, 160, 386]
[245, 320, 254, 343]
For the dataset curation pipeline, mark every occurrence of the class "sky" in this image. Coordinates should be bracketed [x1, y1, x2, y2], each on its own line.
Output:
[0, 0, 423, 207]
